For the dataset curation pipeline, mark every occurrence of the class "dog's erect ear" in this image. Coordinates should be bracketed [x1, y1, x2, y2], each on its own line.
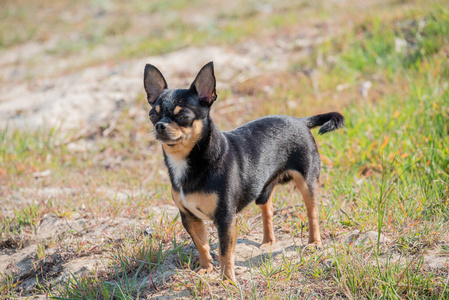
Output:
[144, 64, 168, 105]
[190, 62, 217, 106]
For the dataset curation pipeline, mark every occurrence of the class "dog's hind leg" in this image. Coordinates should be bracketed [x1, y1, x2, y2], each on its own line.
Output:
[289, 171, 322, 245]
[256, 187, 276, 246]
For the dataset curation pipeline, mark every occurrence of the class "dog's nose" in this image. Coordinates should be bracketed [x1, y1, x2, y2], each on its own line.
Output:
[155, 122, 167, 133]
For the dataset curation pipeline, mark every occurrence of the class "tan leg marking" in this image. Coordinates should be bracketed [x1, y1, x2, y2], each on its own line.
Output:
[189, 219, 214, 273]
[289, 171, 322, 245]
[258, 192, 276, 246]
[219, 219, 237, 282]
[155, 105, 160, 113]
[174, 191, 213, 273]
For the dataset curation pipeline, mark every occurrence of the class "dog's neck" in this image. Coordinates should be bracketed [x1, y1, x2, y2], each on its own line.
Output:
[190, 115, 227, 165]
[164, 115, 227, 190]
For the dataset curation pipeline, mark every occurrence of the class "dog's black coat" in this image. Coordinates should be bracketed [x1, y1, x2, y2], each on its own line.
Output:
[180, 113, 341, 212]
[144, 61, 344, 281]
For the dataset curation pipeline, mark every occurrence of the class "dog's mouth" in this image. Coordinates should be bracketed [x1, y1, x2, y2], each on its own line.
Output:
[156, 135, 183, 146]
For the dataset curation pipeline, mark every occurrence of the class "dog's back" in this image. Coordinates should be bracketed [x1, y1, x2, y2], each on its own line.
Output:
[222, 114, 343, 211]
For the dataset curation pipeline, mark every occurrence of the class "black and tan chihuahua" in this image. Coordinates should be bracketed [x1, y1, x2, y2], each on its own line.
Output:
[143, 62, 344, 282]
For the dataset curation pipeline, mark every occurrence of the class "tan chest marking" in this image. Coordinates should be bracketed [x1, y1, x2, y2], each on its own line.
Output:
[172, 190, 218, 221]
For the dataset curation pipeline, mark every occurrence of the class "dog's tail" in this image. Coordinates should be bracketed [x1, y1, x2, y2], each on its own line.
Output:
[302, 112, 344, 135]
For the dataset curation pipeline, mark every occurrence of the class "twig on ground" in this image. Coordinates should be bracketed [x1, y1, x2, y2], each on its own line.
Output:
[339, 208, 360, 226]
[64, 216, 84, 236]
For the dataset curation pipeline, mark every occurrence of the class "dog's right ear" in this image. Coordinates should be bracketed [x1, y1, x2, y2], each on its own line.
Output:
[144, 64, 168, 105]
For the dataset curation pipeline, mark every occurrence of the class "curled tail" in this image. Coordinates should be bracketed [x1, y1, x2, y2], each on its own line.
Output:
[302, 112, 344, 135]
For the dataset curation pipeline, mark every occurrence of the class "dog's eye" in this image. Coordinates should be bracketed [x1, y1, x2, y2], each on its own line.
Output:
[177, 114, 189, 120]
[149, 113, 158, 120]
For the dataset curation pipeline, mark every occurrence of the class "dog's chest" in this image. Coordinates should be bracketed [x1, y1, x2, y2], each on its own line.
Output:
[166, 155, 218, 221]
[172, 189, 218, 221]
[181, 189, 217, 221]
[166, 155, 188, 187]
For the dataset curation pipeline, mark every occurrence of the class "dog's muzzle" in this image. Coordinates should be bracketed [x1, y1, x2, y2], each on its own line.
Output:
[154, 122, 182, 145]
[155, 122, 167, 134]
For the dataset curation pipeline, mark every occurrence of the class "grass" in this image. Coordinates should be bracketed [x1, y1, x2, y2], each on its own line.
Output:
[1, 0, 449, 298]
[316, 6, 449, 299]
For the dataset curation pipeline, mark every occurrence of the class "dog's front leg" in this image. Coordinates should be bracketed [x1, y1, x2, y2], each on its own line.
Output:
[216, 215, 237, 282]
[180, 211, 214, 274]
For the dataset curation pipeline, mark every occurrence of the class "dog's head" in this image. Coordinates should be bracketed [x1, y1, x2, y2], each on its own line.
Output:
[143, 62, 217, 158]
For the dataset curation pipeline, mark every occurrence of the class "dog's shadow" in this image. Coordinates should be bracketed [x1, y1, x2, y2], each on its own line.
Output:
[207, 238, 305, 269]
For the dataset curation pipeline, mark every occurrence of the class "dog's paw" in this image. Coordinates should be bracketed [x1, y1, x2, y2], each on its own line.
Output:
[260, 240, 276, 248]
[194, 265, 214, 275]
[221, 274, 237, 285]
[307, 240, 323, 250]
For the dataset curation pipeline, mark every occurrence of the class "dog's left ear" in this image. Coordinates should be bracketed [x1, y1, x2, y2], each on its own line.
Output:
[190, 62, 217, 106]
[144, 64, 168, 105]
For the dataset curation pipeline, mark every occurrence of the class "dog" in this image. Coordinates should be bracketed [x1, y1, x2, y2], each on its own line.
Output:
[143, 62, 344, 282]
